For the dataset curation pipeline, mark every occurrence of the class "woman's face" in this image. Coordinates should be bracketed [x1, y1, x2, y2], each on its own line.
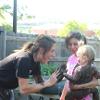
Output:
[68, 38, 79, 54]
[39, 44, 56, 64]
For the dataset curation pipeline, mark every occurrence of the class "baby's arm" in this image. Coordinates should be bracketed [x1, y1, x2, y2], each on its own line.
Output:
[64, 70, 81, 84]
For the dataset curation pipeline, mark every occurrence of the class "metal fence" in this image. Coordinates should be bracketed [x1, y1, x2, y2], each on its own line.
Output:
[0, 29, 100, 67]
[0, 30, 69, 60]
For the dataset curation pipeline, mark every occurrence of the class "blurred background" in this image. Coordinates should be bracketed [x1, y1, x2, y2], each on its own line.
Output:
[0, 0, 100, 37]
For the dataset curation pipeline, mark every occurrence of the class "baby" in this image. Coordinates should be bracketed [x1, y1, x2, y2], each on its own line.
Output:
[64, 45, 100, 100]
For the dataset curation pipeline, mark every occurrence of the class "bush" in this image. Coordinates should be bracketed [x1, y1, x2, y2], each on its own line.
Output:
[41, 63, 59, 76]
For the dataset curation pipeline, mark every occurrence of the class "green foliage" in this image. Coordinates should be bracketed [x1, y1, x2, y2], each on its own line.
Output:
[0, 5, 11, 11]
[41, 63, 59, 76]
[95, 29, 100, 37]
[0, 4, 11, 18]
[57, 20, 88, 37]
[0, 4, 12, 31]
[0, 5, 5, 19]
[2, 24, 12, 32]
[17, 5, 33, 20]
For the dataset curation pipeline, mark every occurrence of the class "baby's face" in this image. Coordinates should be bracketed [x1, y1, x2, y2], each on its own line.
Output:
[76, 51, 89, 66]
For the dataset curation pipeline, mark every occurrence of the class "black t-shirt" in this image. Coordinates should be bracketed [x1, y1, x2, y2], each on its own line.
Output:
[0, 51, 41, 89]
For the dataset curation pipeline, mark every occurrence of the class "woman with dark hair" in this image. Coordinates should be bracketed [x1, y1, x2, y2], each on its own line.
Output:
[65, 31, 87, 48]
[0, 35, 58, 100]
[64, 45, 99, 100]
[60, 31, 93, 100]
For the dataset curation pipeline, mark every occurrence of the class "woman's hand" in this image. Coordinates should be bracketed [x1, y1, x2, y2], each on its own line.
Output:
[85, 77, 99, 88]
[70, 83, 81, 90]
[44, 71, 58, 87]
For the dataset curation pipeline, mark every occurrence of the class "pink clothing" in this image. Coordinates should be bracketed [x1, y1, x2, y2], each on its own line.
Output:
[66, 54, 78, 76]
[66, 54, 92, 100]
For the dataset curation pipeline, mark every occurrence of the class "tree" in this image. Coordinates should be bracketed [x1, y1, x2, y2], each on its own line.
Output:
[95, 29, 100, 37]
[57, 20, 88, 37]
[0, 4, 12, 31]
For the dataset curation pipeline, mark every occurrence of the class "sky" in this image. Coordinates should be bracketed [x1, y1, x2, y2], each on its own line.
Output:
[1, 0, 100, 28]
[17, 0, 100, 22]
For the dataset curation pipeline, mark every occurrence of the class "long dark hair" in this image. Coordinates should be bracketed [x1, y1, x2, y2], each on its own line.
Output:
[65, 31, 87, 48]
[16, 35, 55, 83]
[17, 35, 56, 55]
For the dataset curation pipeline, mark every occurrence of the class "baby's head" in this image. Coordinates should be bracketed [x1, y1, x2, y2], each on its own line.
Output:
[76, 45, 95, 66]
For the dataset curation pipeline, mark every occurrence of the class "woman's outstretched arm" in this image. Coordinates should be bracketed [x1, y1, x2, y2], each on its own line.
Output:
[18, 71, 58, 94]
